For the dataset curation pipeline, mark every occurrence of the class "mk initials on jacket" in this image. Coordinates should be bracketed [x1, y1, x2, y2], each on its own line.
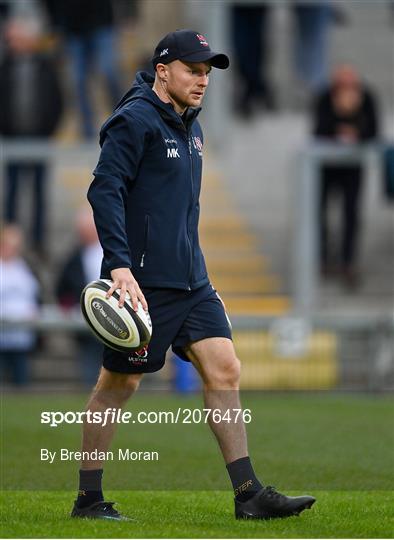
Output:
[88, 71, 209, 290]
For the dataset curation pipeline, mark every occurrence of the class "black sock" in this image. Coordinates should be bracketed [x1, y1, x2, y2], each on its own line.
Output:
[76, 469, 104, 508]
[226, 456, 263, 502]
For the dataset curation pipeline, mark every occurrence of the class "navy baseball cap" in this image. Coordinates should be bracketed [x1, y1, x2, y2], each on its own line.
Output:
[152, 29, 229, 70]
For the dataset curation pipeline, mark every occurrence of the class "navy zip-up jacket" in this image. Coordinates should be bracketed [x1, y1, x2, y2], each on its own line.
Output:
[87, 71, 209, 290]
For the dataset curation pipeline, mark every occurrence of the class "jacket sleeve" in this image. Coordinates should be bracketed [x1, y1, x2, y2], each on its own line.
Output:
[87, 112, 146, 272]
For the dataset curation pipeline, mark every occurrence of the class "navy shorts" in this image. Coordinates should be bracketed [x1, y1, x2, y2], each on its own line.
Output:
[102, 283, 232, 374]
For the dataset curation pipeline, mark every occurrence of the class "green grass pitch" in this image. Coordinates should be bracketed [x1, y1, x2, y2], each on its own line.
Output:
[1, 392, 393, 538]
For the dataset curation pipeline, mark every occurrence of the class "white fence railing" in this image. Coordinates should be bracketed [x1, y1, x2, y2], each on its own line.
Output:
[294, 141, 387, 313]
[1, 308, 393, 390]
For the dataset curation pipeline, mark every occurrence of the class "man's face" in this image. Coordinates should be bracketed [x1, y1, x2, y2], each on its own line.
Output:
[163, 60, 211, 109]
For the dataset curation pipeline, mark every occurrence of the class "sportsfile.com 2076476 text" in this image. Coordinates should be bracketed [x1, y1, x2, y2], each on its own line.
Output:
[40, 408, 252, 427]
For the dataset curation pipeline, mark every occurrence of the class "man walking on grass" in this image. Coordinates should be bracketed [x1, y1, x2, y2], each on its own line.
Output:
[72, 29, 316, 521]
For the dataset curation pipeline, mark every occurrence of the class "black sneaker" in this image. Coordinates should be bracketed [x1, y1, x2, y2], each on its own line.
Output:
[235, 486, 316, 520]
[71, 501, 123, 520]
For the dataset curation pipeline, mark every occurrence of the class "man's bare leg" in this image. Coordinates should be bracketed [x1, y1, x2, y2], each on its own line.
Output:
[185, 337, 248, 463]
[72, 367, 142, 515]
[185, 337, 263, 501]
[185, 337, 316, 519]
[81, 367, 143, 470]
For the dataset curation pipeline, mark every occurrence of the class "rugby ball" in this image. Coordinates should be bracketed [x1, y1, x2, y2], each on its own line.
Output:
[80, 279, 152, 353]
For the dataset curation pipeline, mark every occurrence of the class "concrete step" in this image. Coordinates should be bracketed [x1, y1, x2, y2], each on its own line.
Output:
[205, 257, 268, 273]
[200, 233, 260, 249]
[209, 274, 280, 294]
[199, 215, 251, 227]
[200, 164, 289, 309]
[222, 295, 291, 315]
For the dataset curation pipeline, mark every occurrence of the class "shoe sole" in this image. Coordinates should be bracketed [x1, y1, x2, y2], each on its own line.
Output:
[71, 513, 126, 521]
[235, 499, 315, 520]
[71, 515, 131, 521]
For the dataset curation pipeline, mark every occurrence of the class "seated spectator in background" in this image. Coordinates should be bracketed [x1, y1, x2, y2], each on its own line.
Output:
[0, 17, 64, 257]
[44, 0, 122, 139]
[0, 224, 40, 386]
[313, 65, 379, 288]
[56, 209, 103, 384]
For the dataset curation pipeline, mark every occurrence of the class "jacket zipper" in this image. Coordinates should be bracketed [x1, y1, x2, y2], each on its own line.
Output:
[186, 134, 194, 290]
[139, 214, 150, 267]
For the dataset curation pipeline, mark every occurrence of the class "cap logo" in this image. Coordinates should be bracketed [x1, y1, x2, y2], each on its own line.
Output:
[160, 48, 169, 57]
[196, 34, 209, 47]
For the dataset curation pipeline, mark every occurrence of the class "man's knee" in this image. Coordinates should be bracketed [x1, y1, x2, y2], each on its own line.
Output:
[93, 368, 143, 405]
[206, 355, 241, 390]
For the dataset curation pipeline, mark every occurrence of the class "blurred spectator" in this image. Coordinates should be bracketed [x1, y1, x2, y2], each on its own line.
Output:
[0, 224, 40, 385]
[56, 209, 103, 384]
[44, 0, 122, 139]
[0, 17, 63, 256]
[0, 1, 10, 25]
[292, 3, 334, 92]
[231, 3, 276, 118]
[313, 65, 379, 288]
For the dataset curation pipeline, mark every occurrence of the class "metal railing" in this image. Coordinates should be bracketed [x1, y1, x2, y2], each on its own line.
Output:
[1, 308, 393, 390]
[293, 141, 388, 313]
